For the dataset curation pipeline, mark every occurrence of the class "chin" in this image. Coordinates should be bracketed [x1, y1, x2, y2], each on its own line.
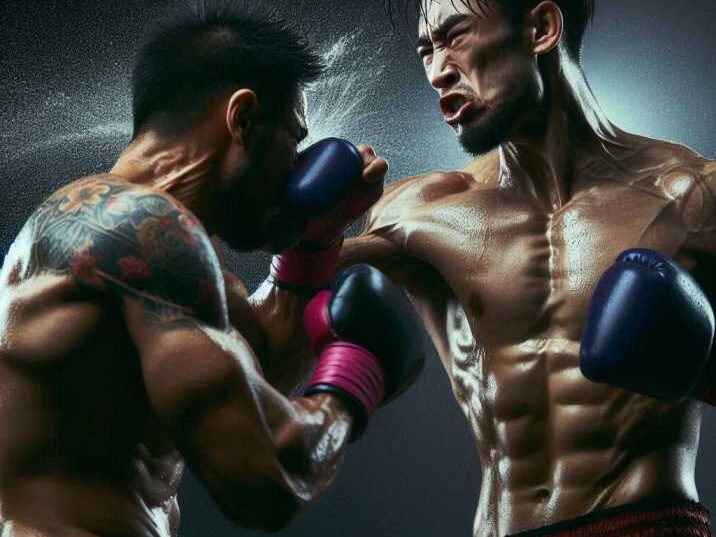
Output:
[457, 114, 512, 156]
[458, 98, 529, 156]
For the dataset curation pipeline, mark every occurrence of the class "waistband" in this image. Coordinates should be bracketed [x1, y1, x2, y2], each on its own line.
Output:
[507, 497, 711, 537]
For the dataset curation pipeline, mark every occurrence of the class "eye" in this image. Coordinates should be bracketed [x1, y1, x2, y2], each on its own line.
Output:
[448, 28, 467, 47]
[417, 46, 433, 59]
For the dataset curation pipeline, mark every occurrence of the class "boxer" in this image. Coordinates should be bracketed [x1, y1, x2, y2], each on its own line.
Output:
[260, 0, 716, 535]
[0, 3, 424, 536]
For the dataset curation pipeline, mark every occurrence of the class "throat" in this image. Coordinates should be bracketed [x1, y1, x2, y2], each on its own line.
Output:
[498, 50, 619, 211]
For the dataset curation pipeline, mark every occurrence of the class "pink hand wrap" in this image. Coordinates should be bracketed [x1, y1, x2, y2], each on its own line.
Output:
[303, 291, 335, 350]
[270, 239, 342, 291]
[308, 343, 386, 418]
[304, 289, 387, 420]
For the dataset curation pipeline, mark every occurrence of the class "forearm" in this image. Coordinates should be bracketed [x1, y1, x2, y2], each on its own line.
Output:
[220, 265, 317, 395]
[248, 279, 315, 394]
[200, 378, 354, 530]
[271, 393, 353, 495]
[147, 323, 353, 531]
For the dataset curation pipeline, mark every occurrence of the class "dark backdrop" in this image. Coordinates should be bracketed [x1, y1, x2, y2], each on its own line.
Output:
[1, 1, 714, 536]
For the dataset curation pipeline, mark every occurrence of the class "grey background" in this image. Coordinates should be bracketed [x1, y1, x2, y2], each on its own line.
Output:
[1, 0, 714, 536]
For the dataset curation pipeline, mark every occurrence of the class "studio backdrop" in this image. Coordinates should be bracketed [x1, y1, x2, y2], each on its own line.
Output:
[1, 1, 714, 536]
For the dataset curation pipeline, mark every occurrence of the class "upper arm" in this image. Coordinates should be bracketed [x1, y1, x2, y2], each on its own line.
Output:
[34, 177, 228, 328]
[678, 162, 716, 310]
[39, 179, 304, 517]
[682, 161, 716, 255]
[340, 172, 469, 289]
[340, 176, 418, 281]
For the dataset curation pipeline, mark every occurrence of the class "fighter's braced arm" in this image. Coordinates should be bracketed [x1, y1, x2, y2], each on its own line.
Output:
[244, 277, 317, 395]
[682, 162, 716, 255]
[34, 178, 352, 530]
[339, 176, 414, 278]
[682, 163, 716, 403]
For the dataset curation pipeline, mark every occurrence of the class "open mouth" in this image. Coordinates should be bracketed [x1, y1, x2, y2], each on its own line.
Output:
[440, 93, 479, 126]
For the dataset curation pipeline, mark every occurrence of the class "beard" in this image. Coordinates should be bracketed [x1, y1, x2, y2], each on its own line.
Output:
[212, 131, 278, 252]
[458, 93, 530, 157]
[211, 128, 306, 253]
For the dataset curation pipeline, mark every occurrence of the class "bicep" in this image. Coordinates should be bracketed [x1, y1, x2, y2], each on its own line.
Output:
[340, 232, 417, 289]
[124, 296, 300, 500]
[683, 163, 716, 255]
[681, 165, 716, 304]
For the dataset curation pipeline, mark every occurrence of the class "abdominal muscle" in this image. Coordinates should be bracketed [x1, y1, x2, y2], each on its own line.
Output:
[446, 333, 701, 537]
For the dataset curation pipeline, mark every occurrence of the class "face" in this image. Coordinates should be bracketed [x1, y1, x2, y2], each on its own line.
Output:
[417, 0, 544, 155]
[213, 94, 309, 252]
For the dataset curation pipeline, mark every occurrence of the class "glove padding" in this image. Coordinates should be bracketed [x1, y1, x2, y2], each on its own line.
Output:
[269, 138, 374, 290]
[304, 265, 425, 438]
[580, 248, 715, 401]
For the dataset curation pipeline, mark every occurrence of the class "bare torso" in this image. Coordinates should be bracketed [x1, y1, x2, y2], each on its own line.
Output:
[344, 132, 714, 536]
[0, 180, 183, 537]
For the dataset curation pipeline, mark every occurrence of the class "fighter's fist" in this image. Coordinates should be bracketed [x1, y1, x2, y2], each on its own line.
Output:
[357, 143, 389, 186]
[580, 248, 715, 403]
[303, 265, 424, 439]
[270, 138, 387, 291]
[299, 142, 387, 245]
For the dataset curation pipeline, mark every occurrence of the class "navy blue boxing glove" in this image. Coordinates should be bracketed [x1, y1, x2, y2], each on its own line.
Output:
[580, 248, 715, 402]
[269, 138, 384, 292]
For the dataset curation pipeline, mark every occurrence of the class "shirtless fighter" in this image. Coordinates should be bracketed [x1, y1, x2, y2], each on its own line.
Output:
[332, 0, 714, 535]
[0, 3, 424, 536]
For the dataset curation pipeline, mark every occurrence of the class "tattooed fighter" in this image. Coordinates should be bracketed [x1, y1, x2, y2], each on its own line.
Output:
[0, 3, 424, 536]
[336, 1, 716, 536]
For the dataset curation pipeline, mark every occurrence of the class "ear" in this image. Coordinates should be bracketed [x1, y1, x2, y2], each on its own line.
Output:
[225, 89, 259, 145]
[527, 1, 564, 55]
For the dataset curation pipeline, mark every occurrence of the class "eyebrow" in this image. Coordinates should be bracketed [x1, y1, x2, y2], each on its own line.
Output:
[417, 14, 471, 50]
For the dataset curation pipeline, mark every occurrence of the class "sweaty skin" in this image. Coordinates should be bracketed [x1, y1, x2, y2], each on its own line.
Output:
[336, 2, 716, 535]
[0, 175, 353, 537]
[342, 139, 715, 536]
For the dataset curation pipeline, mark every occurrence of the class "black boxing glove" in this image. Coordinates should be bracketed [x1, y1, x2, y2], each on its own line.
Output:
[303, 265, 425, 439]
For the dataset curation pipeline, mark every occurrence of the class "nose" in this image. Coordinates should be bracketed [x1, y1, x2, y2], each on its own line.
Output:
[428, 50, 459, 91]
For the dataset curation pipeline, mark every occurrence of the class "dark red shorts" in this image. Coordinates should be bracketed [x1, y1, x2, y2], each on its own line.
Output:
[508, 497, 711, 537]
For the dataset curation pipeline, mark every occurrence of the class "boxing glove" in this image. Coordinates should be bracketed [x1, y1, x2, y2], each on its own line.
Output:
[580, 248, 715, 402]
[269, 138, 369, 291]
[303, 264, 425, 439]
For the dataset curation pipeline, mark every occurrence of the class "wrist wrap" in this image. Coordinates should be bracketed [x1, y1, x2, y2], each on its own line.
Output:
[269, 238, 342, 292]
[307, 342, 386, 419]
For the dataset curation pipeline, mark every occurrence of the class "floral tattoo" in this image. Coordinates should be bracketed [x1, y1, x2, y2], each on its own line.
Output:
[21, 175, 228, 328]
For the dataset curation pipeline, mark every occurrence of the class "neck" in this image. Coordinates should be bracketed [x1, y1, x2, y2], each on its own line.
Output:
[110, 129, 221, 222]
[500, 48, 618, 210]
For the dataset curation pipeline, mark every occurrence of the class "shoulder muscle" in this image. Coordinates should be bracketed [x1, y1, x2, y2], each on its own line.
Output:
[29, 176, 228, 328]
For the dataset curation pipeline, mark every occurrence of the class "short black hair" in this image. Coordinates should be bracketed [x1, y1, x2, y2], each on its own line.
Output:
[386, 0, 595, 59]
[131, 0, 323, 137]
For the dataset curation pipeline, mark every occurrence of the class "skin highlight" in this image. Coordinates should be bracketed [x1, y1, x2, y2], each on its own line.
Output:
[0, 82, 388, 537]
[332, 1, 715, 535]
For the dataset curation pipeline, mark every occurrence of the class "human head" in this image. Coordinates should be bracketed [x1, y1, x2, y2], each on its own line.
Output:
[388, 0, 594, 155]
[131, 0, 323, 250]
